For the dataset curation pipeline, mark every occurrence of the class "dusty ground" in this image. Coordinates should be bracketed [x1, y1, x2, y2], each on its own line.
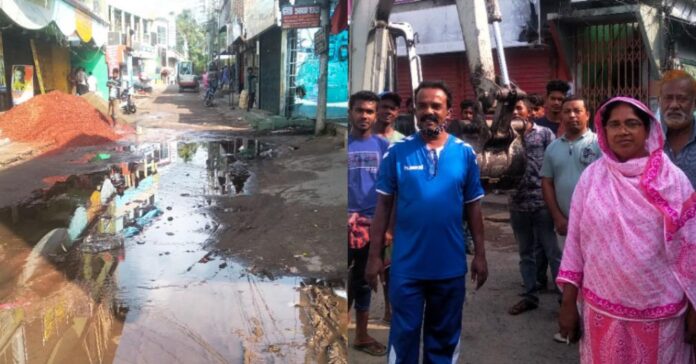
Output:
[349, 194, 580, 364]
[132, 86, 346, 279]
[209, 134, 346, 280]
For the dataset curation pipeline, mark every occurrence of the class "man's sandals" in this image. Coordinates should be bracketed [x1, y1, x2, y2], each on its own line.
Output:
[508, 299, 538, 315]
[352, 340, 387, 356]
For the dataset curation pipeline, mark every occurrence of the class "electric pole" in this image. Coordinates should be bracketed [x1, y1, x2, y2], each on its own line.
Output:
[315, 0, 330, 135]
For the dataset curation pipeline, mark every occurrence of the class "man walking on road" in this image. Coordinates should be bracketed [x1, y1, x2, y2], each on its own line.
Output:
[366, 80, 488, 363]
[507, 97, 560, 315]
[348, 91, 389, 357]
[106, 68, 122, 127]
[660, 70, 696, 188]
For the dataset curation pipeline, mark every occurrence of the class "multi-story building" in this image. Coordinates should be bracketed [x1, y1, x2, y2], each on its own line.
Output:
[154, 14, 183, 78]
[106, 2, 181, 85]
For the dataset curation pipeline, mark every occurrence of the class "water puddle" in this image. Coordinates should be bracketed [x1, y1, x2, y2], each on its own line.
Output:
[0, 138, 346, 363]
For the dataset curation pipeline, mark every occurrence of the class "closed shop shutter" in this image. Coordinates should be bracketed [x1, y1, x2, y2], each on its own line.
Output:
[396, 53, 471, 111]
[258, 27, 282, 115]
[397, 47, 556, 114]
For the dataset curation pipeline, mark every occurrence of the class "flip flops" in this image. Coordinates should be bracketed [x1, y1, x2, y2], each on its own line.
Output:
[353, 340, 387, 356]
[508, 298, 539, 315]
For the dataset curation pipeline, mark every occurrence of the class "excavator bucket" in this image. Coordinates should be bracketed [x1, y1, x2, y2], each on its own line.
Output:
[454, 0, 527, 189]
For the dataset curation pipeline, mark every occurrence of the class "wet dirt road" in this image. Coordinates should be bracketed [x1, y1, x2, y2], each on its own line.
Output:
[0, 87, 347, 363]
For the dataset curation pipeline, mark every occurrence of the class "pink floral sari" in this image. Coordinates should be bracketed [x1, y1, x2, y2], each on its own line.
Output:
[557, 97, 696, 363]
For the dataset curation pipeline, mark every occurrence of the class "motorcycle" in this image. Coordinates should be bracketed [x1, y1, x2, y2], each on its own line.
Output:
[204, 84, 216, 107]
[120, 84, 136, 114]
[134, 73, 153, 94]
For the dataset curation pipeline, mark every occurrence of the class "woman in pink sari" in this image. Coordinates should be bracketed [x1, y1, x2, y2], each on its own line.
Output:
[556, 96, 696, 363]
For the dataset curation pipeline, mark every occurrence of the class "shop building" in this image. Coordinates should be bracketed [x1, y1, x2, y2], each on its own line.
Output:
[0, 0, 109, 110]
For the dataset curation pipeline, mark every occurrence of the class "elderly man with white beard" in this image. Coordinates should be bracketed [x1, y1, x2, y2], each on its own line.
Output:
[661, 70, 696, 188]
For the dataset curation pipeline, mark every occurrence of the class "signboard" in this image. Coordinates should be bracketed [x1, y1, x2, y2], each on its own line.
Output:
[281, 5, 321, 29]
[11, 65, 34, 105]
[105, 45, 123, 74]
[314, 29, 327, 55]
[0, 32, 6, 92]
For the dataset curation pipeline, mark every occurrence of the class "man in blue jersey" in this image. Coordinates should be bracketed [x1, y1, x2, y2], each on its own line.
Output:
[366, 80, 488, 363]
[348, 90, 390, 356]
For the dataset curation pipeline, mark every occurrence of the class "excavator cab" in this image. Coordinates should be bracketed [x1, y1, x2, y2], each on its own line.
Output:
[350, 0, 527, 190]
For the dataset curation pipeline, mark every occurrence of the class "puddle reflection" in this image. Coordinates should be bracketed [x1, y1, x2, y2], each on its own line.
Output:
[0, 138, 345, 363]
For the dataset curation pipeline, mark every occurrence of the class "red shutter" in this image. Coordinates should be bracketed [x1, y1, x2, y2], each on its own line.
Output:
[396, 53, 472, 111]
[504, 47, 557, 96]
[396, 47, 558, 113]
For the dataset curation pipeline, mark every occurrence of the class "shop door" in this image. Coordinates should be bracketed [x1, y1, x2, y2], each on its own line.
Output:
[574, 22, 654, 113]
[259, 28, 282, 115]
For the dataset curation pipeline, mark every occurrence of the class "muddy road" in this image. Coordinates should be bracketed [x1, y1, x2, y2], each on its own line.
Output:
[0, 86, 346, 363]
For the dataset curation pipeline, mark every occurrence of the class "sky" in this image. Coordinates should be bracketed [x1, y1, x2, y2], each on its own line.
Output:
[108, 0, 200, 18]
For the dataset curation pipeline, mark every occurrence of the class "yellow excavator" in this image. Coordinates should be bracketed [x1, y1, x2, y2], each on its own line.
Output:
[349, 0, 527, 189]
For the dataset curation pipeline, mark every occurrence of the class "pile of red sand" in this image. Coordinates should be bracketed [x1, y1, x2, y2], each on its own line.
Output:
[0, 91, 121, 150]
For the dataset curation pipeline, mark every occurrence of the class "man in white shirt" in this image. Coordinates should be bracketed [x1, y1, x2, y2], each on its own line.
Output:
[87, 72, 97, 93]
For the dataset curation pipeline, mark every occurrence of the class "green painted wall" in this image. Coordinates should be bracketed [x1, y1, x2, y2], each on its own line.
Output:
[70, 47, 108, 100]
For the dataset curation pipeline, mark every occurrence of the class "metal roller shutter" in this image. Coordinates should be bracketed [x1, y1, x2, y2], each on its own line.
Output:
[259, 27, 282, 114]
[397, 47, 557, 113]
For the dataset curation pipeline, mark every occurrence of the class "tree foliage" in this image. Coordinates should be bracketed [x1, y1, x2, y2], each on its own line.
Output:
[176, 10, 206, 74]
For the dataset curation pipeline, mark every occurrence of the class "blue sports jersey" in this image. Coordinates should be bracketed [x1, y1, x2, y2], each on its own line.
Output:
[348, 134, 390, 217]
[376, 134, 484, 280]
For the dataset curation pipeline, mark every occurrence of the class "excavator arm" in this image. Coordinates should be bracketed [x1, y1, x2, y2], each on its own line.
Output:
[349, 0, 393, 93]
[349, 0, 422, 101]
[456, 0, 527, 188]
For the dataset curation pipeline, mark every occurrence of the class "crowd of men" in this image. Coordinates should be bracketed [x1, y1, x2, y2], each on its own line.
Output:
[347, 71, 696, 362]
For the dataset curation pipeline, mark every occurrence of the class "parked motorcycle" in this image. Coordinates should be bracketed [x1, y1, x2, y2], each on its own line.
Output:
[120, 84, 136, 114]
[134, 72, 153, 94]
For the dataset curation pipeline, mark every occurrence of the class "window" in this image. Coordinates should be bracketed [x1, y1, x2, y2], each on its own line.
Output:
[113, 9, 122, 32]
[157, 26, 167, 45]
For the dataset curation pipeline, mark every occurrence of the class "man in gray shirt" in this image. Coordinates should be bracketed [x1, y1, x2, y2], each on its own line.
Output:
[541, 96, 601, 237]
[660, 70, 696, 188]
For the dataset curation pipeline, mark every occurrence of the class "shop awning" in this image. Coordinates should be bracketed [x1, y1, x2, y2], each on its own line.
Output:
[1, 0, 108, 47]
[0, 0, 54, 30]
